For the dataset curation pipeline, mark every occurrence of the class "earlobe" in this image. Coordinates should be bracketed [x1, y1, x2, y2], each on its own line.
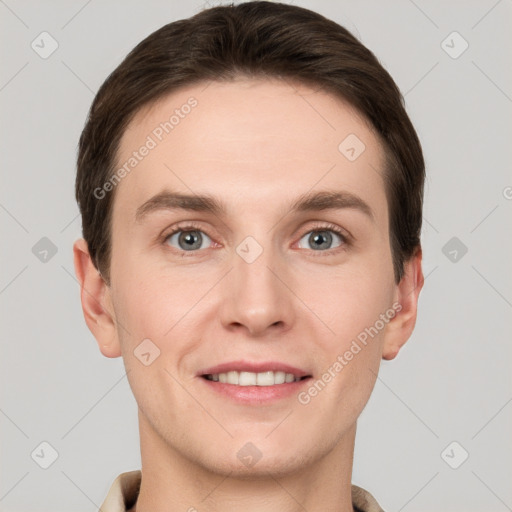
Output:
[381, 247, 424, 360]
[73, 238, 121, 358]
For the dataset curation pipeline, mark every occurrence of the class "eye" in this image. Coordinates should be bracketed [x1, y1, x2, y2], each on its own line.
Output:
[165, 227, 213, 252]
[297, 226, 347, 252]
[162, 222, 349, 255]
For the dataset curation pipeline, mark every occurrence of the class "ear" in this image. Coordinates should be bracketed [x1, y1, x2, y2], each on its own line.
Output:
[382, 246, 424, 360]
[73, 238, 121, 358]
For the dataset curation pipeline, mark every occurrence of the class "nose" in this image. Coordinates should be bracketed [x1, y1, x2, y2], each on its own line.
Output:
[218, 239, 296, 337]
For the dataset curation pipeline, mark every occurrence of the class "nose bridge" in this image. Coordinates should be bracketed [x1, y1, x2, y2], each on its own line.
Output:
[222, 233, 294, 334]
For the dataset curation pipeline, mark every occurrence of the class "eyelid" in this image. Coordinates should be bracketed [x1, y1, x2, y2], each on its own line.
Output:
[293, 221, 351, 255]
[160, 220, 353, 253]
[160, 220, 217, 252]
[301, 221, 352, 242]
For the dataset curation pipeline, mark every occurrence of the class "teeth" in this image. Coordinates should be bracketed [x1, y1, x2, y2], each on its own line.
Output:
[227, 371, 239, 385]
[285, 372, 295, 383]
[205, 370, 303, 386]
[238, 371, 255, 386]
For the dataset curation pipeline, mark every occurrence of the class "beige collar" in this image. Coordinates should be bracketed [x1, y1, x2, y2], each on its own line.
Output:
[99, 470, 385, 512]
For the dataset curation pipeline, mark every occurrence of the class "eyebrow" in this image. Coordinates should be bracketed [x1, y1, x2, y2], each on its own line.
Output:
[135, 189, 375, 222]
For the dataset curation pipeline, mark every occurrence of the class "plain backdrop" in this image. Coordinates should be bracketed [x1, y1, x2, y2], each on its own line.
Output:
[1, 1, 511, 511]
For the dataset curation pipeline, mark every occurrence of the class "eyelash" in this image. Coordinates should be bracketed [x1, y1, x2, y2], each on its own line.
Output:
[161, 221, 351, 257]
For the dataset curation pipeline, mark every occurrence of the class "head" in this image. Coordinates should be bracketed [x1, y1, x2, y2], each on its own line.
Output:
[74, 1, 424, 477]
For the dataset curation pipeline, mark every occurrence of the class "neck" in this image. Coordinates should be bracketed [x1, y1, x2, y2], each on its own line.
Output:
[131, 411, 357, 512]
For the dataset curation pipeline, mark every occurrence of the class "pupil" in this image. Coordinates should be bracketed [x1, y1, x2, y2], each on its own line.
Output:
[311, 231, 331, 250]
[180, 231, 201, 250]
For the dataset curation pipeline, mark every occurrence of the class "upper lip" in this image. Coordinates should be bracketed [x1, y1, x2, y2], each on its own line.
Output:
[198, 360, 311, 378]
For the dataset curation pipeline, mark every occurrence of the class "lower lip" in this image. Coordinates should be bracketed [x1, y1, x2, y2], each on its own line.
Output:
[199, 376, 312, 404]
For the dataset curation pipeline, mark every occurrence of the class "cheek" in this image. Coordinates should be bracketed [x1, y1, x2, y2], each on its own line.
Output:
[115, 276, 187, 342]
[111, 260, 212, 378]
[300, 265, 393, 411]
[112, 273, 195, 406]
[300, 272, 390, 417]
[306, 259, 393, 343]
[110, 239, 181, 334]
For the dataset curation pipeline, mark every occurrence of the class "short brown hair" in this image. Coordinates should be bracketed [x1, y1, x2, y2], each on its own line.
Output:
[75, 1, 425, 285]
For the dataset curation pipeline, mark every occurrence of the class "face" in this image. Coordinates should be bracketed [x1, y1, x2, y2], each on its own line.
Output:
[95, 78, 408, 476]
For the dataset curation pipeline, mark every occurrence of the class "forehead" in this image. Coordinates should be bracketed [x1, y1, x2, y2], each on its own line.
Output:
[112, 78, 387, 223]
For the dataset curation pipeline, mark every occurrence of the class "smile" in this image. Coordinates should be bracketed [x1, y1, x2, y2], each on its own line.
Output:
[202, 370, 308, 386]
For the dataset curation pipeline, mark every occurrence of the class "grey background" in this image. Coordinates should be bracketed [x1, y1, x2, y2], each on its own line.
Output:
[1, 0, 511, 511]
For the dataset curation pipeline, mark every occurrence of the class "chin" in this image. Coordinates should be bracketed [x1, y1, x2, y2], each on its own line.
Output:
[206, 452, 312, 480]
[188, 435, 321, 480]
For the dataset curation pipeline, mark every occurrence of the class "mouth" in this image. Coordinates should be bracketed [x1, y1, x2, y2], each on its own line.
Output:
[197, 360, 312, 403]
[201, 371, 310, 386]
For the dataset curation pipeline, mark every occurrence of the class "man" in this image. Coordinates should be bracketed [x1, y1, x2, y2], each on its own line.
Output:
[73, 2, 424, 511]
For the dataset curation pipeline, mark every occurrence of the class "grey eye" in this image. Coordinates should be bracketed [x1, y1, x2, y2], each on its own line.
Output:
[297, 230, 343, 251]
[166, 230, 212, 251]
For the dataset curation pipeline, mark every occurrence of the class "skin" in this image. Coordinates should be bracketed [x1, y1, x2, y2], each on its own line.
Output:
[74, 78, 423, 512]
